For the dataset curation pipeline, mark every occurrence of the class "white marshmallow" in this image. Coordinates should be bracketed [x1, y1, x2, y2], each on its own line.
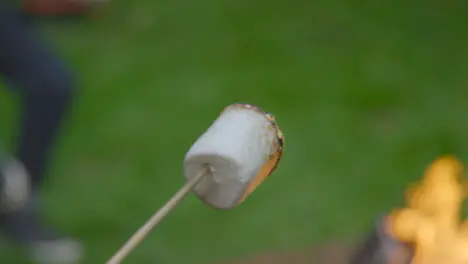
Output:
[184, 104, 284, 209]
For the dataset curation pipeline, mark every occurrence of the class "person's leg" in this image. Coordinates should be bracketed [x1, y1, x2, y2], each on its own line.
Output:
[0, 4, 75, 194]
[0, 5, 82, 263]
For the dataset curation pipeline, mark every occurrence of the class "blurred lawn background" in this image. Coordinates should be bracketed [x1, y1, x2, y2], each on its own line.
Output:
[1, 0, 468, 263]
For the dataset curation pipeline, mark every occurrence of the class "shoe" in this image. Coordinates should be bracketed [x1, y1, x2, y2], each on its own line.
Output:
[0, 206, 83, 264]
[0, 158, 83, 264]
[0, 157, 31, 213]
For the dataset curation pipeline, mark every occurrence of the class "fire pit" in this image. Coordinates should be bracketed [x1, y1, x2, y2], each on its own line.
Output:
[350, 156, 468, 264]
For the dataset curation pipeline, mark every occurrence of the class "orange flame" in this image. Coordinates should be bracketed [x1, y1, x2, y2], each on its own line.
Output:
[388, 156, 468, 264]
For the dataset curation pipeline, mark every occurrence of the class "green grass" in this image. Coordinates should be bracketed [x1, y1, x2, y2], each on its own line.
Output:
[1, 1, 468, 263]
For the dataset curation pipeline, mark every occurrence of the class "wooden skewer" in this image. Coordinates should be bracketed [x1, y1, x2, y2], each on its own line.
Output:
[106, 167, 210, 264]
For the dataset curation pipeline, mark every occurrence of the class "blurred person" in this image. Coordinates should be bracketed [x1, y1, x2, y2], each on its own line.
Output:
[0, 3, 82, 263]
[22, 0, 90, 17]
[22, 0, 105, 17]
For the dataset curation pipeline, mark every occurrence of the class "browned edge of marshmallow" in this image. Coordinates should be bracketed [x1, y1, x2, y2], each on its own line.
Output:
[222, 103, 285, 203]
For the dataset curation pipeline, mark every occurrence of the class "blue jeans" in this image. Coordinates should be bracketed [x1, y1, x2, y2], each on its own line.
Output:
[0, 4, 76, 190]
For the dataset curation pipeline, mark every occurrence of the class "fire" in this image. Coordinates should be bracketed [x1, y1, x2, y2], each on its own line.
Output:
[388, 156, 468, 264]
